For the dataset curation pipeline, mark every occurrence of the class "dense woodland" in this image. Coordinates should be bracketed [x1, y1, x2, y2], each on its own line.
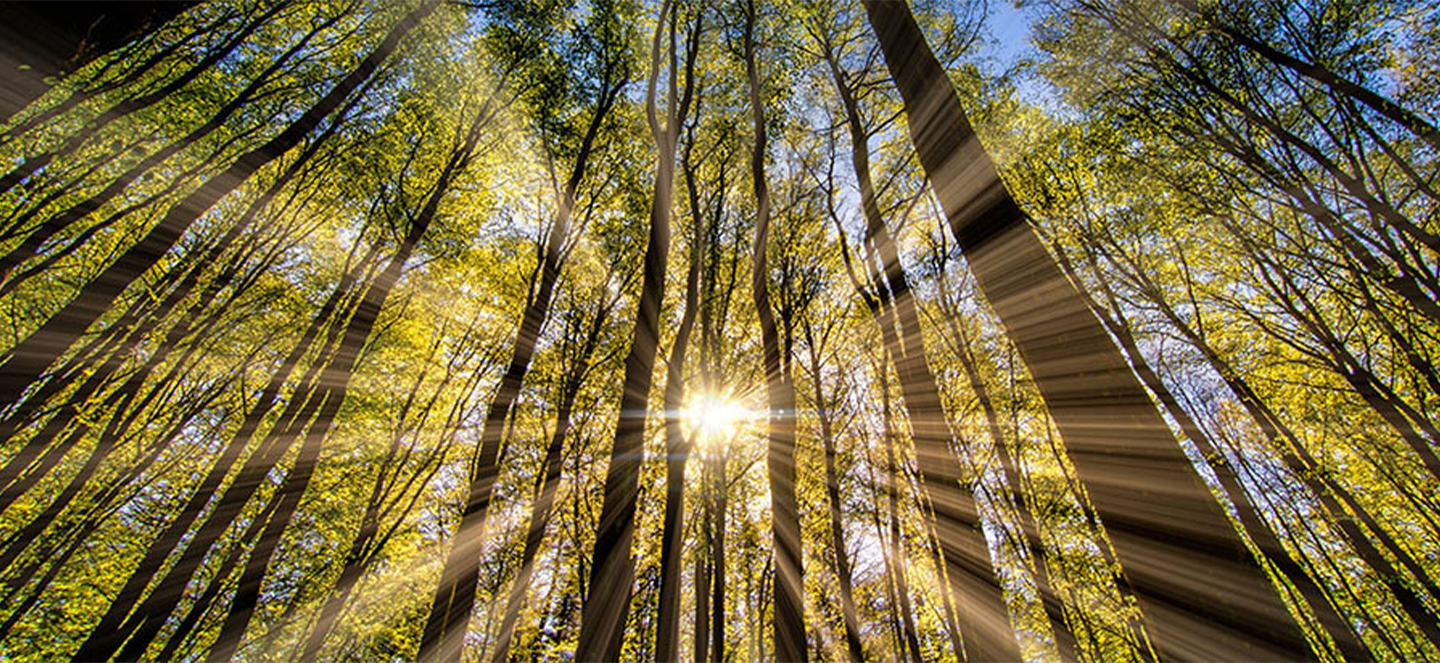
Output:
[0, 0, 1436, 660]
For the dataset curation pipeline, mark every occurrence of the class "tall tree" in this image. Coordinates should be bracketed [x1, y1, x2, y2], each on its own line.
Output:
[572, 0, 690, 653]
[203, 102, 491, 663]
[490, 285, 618, 662]
[800, 307, 863, 662]
[739, 0, 806, 659]
[653, 5, 704, 656]
[863, 0, 1318, 659]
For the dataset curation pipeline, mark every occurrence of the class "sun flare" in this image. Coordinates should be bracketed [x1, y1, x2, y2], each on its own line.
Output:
[682, 393, 754, 441]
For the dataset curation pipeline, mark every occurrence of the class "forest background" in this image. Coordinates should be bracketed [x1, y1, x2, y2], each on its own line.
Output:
[0, 0, 1436, 661]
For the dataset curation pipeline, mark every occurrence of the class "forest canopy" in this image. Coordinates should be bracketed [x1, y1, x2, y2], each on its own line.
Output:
[0, 0, 1436, 660]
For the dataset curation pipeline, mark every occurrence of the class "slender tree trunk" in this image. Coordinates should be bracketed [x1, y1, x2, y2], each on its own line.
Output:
[489, 304, 608, 663]
[486, 391, 575, 662]
[878, 374, 924, 661]
[653, 6, 702, 659]
[654, 193, 700, 662]
[823, 35, 1024, 659]
[154, 461, 288, 660]
[1111, 244, 1440, 651]
[297, 357, 438, 660]
[573, 2, 686, 655]
[939, 297, 1079, 662]
[864, 1, 1316, 658]
[694, 500, 712, 662]
[68, 231, 383, 662]
[0, 10, 342, 288]
[858, 409, 906, 659]
[801, 321, 864, 662]
[737, 3, 805, 659]
[711, 447, 728, 663]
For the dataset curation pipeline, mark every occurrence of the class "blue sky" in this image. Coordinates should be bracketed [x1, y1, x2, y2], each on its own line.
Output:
[988, 0, 1039, 72]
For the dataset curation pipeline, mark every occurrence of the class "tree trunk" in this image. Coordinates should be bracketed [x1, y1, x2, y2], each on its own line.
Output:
[0, 10, 342, 288]
[69, 233, 383, 661]
[694, 503, 712, 663]
[878, 374, 924, 661]
[1049, 229, 1369, 661]
[711, 448, 728, 663]
[653, 6, 701, 659]
[801, 321, 864, 662]
[823, 35, 1023, 660]
[573, 2, 689, 656]
[864, 1, 1316, 658]
[937, 287, 1079, 661]
[202, 121, 480, 661]
[738, 3, 804, 659]
[490, 304, 608, 662]
[1105, 238, 1440, 652]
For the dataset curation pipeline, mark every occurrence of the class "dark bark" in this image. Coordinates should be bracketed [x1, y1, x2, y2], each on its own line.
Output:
[151, 467, 285, 661]
[652, 5, 702, 659]
[1103, 237, 1440, 651]
[1046, 234, 1369, 662]
[694, 500, 712, 662]
[0, 2, 284, 194]
[202, 123, 480, 661]
[821, 31, 1023, 660]
[70, 236, 385, 661]
[710, 446, 728, 663]
[572, 0, 689, 656]
[0, 10, 343, 288]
